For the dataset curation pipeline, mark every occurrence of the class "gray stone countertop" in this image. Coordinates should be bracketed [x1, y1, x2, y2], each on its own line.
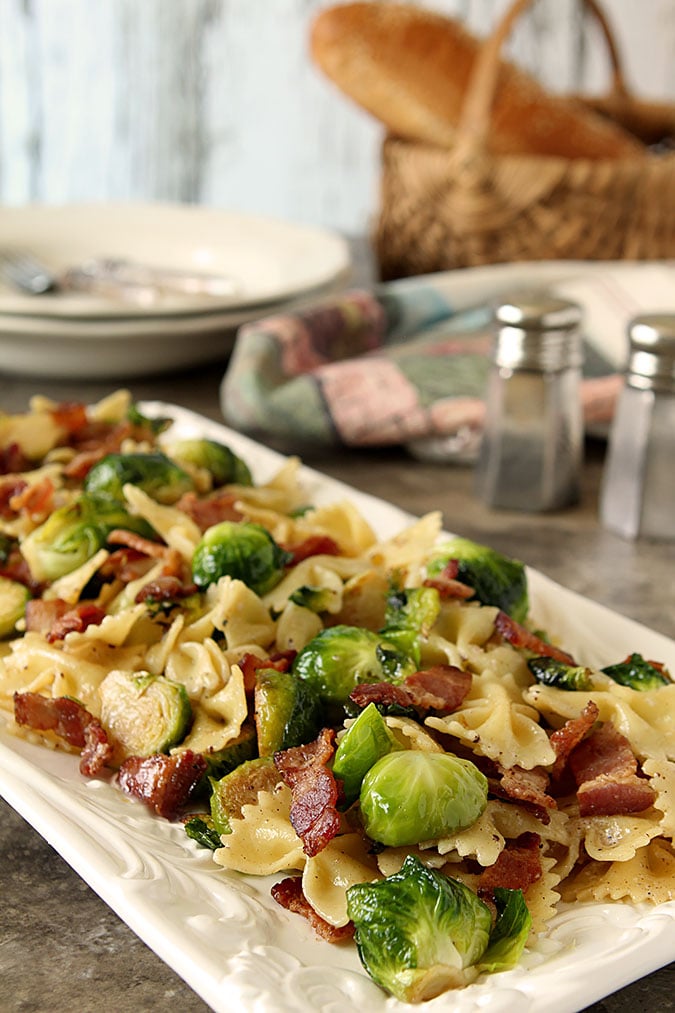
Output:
[1, 252, 674, 1011]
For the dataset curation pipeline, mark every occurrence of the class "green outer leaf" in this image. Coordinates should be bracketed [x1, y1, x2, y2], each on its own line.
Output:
[332, 702, 401, 804]
[601, 652, 670, 691]
[478, 888, 532, 973]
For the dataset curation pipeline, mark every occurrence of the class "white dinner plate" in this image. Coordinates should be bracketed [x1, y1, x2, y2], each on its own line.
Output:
[0, 278, 343, 379]
[0, 203, 351, 319]
[1, 403, 674, 1013]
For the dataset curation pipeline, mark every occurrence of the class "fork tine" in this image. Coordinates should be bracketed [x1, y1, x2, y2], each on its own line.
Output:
[0, 250, 56, 294]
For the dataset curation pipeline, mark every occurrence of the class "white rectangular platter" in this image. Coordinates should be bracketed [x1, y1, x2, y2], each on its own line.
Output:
[1, 402, 674, 1013]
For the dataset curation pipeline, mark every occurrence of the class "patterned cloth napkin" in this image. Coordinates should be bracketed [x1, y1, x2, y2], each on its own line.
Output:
[220, 262, 675, 459]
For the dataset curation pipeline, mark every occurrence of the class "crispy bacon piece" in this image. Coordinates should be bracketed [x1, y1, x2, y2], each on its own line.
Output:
[176, 490, 243, 531]
[49, 401, 89, 436]
[494, 611, 576, 665]
[25, 598, 106, 642]
[9, 477, 55, 522]
[477, 832, 542, 898]
[568, 721, 656, 817]
[46, 603, 106, 643]
[106, 529, 167, 558]
[494, 765, 556, 822]
[238, 649, 296, 693]
[271, 876, 355, 942]
[0, 478, 28, 517]
[274, 728, 341, 857]
[99, 547, 154, 584]
[282, 535, 340, 566]
[350, 664, 472, 714]
[62, 420, 135, 479]
[13, 691, 113, 775]
[117, 751, 207, 819]
[0, 443, 32, 475]
[423, 559, 475, 600]
[549, 701, 600, 780]
[134, 575, 198, 604]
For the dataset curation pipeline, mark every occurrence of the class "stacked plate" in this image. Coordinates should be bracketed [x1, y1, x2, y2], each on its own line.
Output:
[0, 203, 351, 379]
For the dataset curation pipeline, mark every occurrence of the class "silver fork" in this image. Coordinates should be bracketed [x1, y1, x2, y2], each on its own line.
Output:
[0, 250, 57, 294]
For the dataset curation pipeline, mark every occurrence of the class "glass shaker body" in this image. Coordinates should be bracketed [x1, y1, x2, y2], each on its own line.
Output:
[600, 314, 675, 540]
[476, 295, 584, 512]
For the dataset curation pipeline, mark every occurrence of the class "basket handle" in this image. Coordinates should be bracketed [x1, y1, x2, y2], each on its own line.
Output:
[456, 0, 630, 152]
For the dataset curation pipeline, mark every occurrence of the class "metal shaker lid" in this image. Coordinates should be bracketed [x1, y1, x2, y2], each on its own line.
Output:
[493, 292, 583, 371]
[627, 314, 675, 390]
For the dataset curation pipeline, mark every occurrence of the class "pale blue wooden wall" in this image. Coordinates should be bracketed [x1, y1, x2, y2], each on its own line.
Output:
[0, 0, 673, 232]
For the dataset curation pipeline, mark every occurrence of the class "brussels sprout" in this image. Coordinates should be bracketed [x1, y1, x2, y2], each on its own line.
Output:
[428, 536, 528, 623]
[84, 452, 194, 504]
[601, 652, 670, 691]
[381, 584, 441, 664]
[359, 750, 488, 847]
[332, 702, 401, 805]
[527, 656, 593, 691]
[478, 888, 532, 973]
[168, 438, 253, 487]
[184, 814, 222, 850]
[209, 756, 278, 835]
[254, 668, 322, 756]
[0, 575, 30, 638]
[200, 725, 258, 784]
[346, 854, 492, 1002]
[20, 494, 156, 583]
[126, 403, 173, 435]
[99, 669, 192, 760]
[292, 624, 417, 706]
[191, 521, 291, 595]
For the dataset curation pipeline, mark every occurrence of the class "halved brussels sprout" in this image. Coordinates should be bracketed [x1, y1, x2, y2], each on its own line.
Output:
[254, 668, 322, 756]
[191, 521, 290, 595]
[20, 494, 156, 583]
[527, 656, 593, 691]
[359, 750, 488, 847]
[99, 669, 192, 761]
[0, 575, 30, 638]
[292, 624, 417, 706]
[428, 536, 528, 623]
[209, 755, 278, 835]
[168, 438, 252, 487]
[381, 584, 441, 664]
[84, 451, 194, 504]
[332, 702, 401, 805]
[601, 652, 670, 691]
[346, 854, 492, 1002]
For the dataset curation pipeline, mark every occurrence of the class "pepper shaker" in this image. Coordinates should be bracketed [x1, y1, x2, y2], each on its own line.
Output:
[600, 314, 675, 540]
[475, 293, 584, 511]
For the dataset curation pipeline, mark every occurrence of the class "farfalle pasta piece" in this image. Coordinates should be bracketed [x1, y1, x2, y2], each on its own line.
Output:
[367, 511, 442, 573]
[213, 783, 306, 876]
[293, 500, 378, 557]
[275, 601, 323, 653]
[204, 576, 277, 651]
[263, 554, 362, 614]
[581, 812, 663, 862]
[525, 854, 562, 936]
[302, 832, 381, 927]
[560, 838, 675, 904]
[122, 484, 202, 561]
[177, 663, 247, 754]
[163, 637, 231, 698]
[643, 756, 675, 841]
[426, 680, 556, 770]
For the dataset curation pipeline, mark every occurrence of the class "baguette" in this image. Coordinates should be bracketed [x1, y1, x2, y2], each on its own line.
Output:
[310, 2, 644, 159]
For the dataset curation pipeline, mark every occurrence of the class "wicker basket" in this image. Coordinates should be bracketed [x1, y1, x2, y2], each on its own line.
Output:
[374, 0, 675, 281]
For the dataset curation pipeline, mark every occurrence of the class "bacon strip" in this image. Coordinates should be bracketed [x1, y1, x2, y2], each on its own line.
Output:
[494, 611, 576, 665]
[350, 664, 472, 714]
[13, 691, 113, 775]
[271, 876, 355, 942]
[477, 832, 542, 898]
[423, 559, 475, 600]
[549, 701, 600, 780]
[281, 535, 341, 566]
[569, 721, 656, 816]
[494, 765, 556, 822]
[117, 751, 207, 819]
[106, 529, 167, 558]
[176, 490, 243, 531]
[134, 575, 198, 604]
[274, 728, 341, 857]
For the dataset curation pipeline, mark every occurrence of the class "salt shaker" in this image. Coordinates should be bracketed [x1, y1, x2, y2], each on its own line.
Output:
[475, 293, 584, 511]
[600, 314, 675, 540]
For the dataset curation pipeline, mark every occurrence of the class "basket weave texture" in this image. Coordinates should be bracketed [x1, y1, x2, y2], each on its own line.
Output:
[374, 0, 675, 281]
